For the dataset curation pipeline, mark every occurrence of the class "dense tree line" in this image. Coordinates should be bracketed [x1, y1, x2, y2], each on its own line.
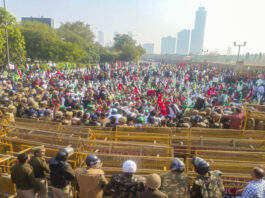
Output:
[0, 8, 145, 67]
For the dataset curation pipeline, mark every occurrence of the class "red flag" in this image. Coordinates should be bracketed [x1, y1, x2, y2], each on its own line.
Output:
[245, 87, 253, 101]
[208, 88, 212, 97]
[157, 94, 167, 116]
[134, 86, 140, 94]
[165, 81, 169, 89]
[57, 69, 63, 76]
[184, 74, 189, 82]
[18, 70, 23, 77]
[46, 68, 50, 78]
[118, 83, 123, 91]
[212, 87, 217, 95]
[133, 76, 137, 81]
[220, 84, 223, 91]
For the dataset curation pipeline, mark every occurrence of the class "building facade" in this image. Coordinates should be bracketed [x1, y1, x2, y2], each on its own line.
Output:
[143, 43, 155, 54]
[98, 31, 104, 46]
[21, 17, 54, 28]
[161, 36, 176, 54]
[176, 29, 190, 55]
[189, 7, 207, 55]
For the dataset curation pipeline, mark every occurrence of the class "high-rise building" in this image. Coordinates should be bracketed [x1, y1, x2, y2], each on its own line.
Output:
[161, 36, 176, 54]
[98, 31, 104, 46]
[190, 7, 207, 55]
[127, 32, 133, 38]
[143, 43, 155, 54]
[113, 32, 119, 39]
[176, 29, 190, 55]
[21, 17, 54, 28]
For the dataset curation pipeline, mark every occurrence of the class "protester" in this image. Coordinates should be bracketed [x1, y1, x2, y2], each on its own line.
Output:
[0, 62, 264, 129]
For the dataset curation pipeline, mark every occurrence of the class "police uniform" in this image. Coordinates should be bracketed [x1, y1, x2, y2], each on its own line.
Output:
[6, 105, 16, 122]
[191, 170, 224, 198]
[160, 172, 190, 198]
[191, 157, 224, 198]
[105, 174, 146, 198]
[11, 160, 41, 198]
[140, 173, 168, 198]
[75, 167, 108, 198]
[29, 146, 50, 198]
[50, 153, 75, 198]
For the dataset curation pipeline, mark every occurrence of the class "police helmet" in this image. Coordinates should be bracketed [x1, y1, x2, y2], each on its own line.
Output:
[86, 155, 101, 167]
[170, 158, 185, 173]
[123, 160, 137, 173]
[192, 157, 210, 175]
[56, 150, 68, 161]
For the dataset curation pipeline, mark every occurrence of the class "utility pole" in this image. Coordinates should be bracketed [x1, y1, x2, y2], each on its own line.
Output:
[233, 41, 247, 63]
[3, 0, 10, 69]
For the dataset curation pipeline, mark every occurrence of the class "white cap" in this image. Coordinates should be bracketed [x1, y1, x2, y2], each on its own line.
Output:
[123, 160, 137, 173]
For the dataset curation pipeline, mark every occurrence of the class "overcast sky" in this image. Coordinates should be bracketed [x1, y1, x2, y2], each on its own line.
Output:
[3, 0, 265, 54]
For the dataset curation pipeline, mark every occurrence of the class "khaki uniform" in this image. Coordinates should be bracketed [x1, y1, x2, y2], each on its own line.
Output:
[63, 119, 72, 126]
[140, 189, 168, 198]
[191, 170, 224, 198]
[160, 172, 190, 198]
[29, 156, 50, 198]
[5, 112, 15, 122]
[75, 167, 108, 198]
[11, 163, 41, 198]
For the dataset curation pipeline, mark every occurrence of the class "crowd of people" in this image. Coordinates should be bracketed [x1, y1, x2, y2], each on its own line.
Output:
[11, 146, 265, 198]
[1, 62, 265, 130]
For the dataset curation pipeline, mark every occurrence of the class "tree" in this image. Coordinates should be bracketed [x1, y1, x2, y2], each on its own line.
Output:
[19, 21, 61, 61]
[57, 21, 95, 48]
[112, 34, 145, 62]
[113, 34, 136, 51]
[0, 8, 26, 67]
[99, 46, 120, 63]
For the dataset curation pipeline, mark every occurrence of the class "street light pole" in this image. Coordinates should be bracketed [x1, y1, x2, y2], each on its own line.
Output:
[233, 41, 247, 63]
[3, 0, 10, 69]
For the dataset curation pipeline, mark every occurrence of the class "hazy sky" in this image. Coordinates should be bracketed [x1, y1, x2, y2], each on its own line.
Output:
[3, 0, 265, 54]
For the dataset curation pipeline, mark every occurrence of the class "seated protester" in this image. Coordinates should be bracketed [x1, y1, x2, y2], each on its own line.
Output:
[135, 116, 145, 127]
[88, 114, 101, 126]
[98, 113, 110, 127]
[107, 108, 122, 125]
[118, 116, 128, 126]
[72, 111, 81, 125]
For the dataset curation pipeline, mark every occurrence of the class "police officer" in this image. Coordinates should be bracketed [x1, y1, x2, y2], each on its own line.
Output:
[191, 157, 224, 198]
[140, 173, 168, 198]
[49, 148, 75, 198]
[29, 145, 50, 198]
[11, 153, 41, 198]
[160, 158, 190, 198]
[105, 160, 146, 198]
[75, 155, 108, 198]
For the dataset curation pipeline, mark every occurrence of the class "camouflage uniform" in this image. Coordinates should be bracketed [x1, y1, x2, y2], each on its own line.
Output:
[105, 174, 146, 198]
[160, 172, 190, 198]
[191, 170, 224, 198]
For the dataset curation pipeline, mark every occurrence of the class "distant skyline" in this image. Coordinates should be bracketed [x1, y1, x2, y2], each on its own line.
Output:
[2, 0, 265, 54]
